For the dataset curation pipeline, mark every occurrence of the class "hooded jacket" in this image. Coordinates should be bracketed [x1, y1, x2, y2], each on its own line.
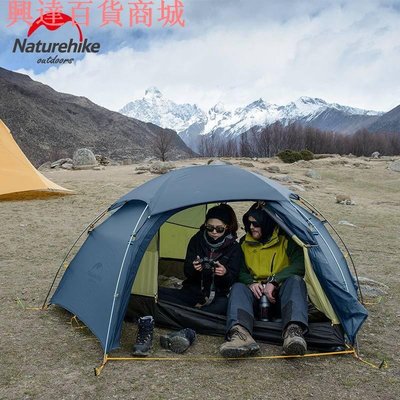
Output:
[239, 210, 304, 285]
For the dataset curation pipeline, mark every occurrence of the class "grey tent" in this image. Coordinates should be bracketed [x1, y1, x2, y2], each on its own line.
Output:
[50, 164, 367, 356]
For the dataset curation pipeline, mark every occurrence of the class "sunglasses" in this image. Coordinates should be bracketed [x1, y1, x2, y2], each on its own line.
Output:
[249, 220, 261, 228]
[205, 224, 226, 233]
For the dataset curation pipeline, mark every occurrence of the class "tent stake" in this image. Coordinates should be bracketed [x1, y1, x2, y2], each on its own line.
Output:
[94, 355, 109, 376]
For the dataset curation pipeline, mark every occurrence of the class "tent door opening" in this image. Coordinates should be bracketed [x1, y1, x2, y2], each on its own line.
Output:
[131, 204, 211, 298]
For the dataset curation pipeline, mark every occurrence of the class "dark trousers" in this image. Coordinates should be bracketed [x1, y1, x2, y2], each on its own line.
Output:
[158, 286, 229, 315]
[226, 275, 308, 335]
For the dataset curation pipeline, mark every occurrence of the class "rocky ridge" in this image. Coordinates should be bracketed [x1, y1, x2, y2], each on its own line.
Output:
[0, 69, 193, 167]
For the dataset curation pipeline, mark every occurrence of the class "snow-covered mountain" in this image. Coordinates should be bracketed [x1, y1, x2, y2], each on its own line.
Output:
[119, 87, 207, 135]
[119, 89, 383, 151]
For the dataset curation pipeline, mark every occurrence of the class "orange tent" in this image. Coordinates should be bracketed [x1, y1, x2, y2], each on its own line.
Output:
[0, 119, 73, 200]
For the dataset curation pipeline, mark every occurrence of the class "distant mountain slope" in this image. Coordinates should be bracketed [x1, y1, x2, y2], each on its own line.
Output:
[0, 68, 193, 166]
[119, 89, 384, 150]
[298, 107, 380, 134]
[366, 105, 400, 133]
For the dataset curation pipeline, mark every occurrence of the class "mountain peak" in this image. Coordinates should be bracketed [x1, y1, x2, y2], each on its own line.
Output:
[144, 87, 163, 98]
[297, 96, 327, 106]
[119, 87, 206, 135]
[210, 102, 226, 114]
[245, 98, 268, 110]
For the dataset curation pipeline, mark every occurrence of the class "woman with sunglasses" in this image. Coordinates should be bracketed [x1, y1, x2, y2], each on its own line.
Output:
[158, 204, 242, 314]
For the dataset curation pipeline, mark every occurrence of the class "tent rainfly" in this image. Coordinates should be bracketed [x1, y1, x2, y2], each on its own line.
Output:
[0, 119, 72, 200]
[48, 164, 368, 360]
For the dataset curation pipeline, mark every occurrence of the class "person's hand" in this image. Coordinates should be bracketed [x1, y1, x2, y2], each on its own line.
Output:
[249, 282, 264, 299]
[193, 256, 203, 271]
[264, 282, 277, 304]
[214, 261, 226, 276]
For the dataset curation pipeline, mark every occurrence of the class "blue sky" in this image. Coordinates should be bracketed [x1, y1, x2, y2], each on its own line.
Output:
[1, 0, 399, 112]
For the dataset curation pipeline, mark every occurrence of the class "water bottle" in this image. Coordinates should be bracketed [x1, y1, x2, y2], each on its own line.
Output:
[259, 292, 270, 321]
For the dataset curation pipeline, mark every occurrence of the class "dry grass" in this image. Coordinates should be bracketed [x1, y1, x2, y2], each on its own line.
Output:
[1, 157, 399, 400]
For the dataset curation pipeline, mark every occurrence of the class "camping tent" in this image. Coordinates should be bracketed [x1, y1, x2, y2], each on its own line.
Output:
[0, 119, 72, 200]
[50, 164, 367, 356]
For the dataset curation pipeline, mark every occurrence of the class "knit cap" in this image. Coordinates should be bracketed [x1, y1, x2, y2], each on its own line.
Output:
[206, 205, 232, 225]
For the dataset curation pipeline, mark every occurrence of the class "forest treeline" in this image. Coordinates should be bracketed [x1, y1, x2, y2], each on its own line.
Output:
[197, 122, 400, 157]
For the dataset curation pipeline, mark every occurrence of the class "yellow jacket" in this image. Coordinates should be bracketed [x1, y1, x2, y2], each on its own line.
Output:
[240, 227, 304, 284]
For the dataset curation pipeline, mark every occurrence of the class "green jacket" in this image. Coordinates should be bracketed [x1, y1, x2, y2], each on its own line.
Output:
[239, 227, 305, 285]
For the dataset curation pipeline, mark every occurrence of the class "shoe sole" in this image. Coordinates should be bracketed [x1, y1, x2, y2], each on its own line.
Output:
[131, 349, 150, 357]
[220, 343, 260, 358]
[283, 340, 307, 356]
[160, 335, 190, 354]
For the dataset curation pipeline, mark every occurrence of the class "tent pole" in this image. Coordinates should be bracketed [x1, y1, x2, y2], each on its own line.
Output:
[297, 197, 364, 304]
[41, 207, 109, 310]
[103, 204, 149, 358]
[291, 201, 350, 292]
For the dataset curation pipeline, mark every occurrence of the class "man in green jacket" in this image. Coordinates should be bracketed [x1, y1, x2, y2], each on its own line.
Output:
[220, 204, 308, 357]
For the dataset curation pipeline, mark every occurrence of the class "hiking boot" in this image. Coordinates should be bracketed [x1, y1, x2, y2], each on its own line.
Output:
[219, 325, 260, 357]
[160, 328, 196, 354]
[132, 316, 154, 356]
[283, 323, 307, 355]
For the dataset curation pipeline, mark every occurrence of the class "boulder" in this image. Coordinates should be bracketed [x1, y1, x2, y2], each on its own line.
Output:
[135, 165, 150, 172]
[72, 148, 97, 169]
[388, 160, 400, 172]
[239, 161, 255, 167]
[371, 151, 380, 159]
[150, 161, 175, 174]
[60, 162, 73, 170]
[305, 169, 321, 179]
[277, 175, 293, 183]
[264, 166, 281, 173]
[95, 154, 111, 165]
[51, 158, 73, 168]
[335, 194, 355, 205]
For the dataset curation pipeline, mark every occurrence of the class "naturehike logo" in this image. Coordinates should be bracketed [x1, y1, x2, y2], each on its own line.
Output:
[12, 12, 100, 64]
[8, 1, 186, 65]
[28, 12, 84, 42]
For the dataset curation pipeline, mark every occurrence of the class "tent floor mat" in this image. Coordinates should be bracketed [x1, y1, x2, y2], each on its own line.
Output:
[126, 295, 346, 351]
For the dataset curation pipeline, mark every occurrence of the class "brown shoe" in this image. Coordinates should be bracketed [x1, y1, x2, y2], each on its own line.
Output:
[220, 325, 260, 357]
[283, 324, 307, 355]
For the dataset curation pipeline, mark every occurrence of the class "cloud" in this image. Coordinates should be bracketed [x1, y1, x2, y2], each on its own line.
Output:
[13, 0, 400, 112]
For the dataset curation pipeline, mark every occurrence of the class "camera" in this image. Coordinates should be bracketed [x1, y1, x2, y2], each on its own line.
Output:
[198, 257, 217, 271]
